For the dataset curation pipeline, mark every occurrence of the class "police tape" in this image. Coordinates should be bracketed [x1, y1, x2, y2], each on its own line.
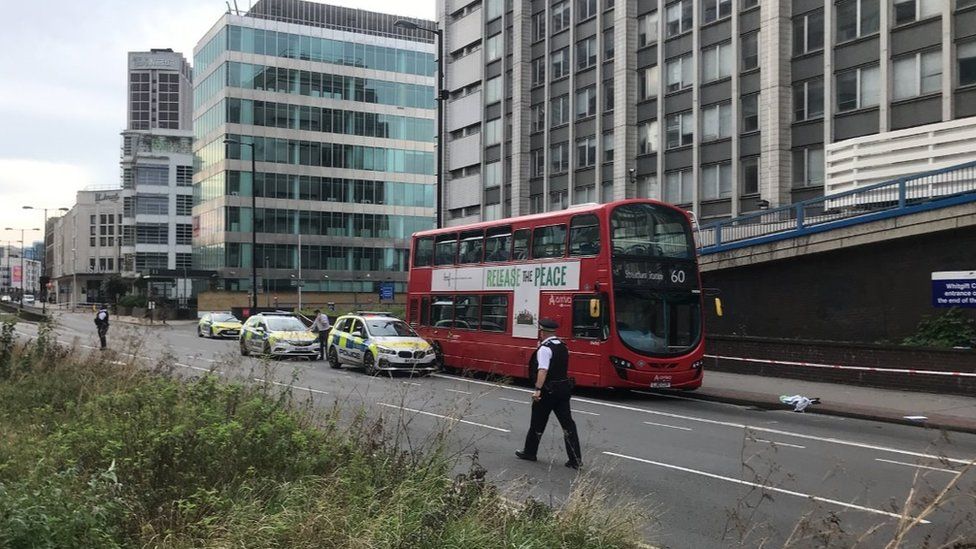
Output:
[704, 354, 976, 378]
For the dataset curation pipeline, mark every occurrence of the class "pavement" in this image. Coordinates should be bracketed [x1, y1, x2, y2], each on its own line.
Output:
[687, 370, 976, 435]
[10, 312, 976, 548]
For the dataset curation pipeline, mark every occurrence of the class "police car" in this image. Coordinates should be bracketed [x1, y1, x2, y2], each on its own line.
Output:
[326, 312, 437, 375]
[239, 311, 318, 358]
[198, 312, 243, 338]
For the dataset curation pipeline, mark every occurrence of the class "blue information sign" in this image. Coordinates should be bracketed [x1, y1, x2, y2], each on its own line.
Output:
[379, 282, 394, 301]
[932, 271, 976, 308]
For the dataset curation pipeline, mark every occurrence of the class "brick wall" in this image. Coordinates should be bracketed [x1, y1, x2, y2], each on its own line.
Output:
[701, 225, 976, 342]
[708, 335, 976, 396]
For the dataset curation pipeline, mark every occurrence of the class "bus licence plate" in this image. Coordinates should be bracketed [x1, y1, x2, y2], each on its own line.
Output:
[649, 382, 671, 388]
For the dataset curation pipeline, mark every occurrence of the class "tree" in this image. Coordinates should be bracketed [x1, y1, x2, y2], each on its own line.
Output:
[101, 275, 129, 305]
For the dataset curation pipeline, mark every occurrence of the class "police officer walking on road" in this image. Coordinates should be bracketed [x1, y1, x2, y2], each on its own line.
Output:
[309, 308, 331, 360]
[516, 318, 582, 469]
[94, 304, 110, 350]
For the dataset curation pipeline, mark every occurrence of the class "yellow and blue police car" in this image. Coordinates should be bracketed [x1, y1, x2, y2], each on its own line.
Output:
[198, 312, 243, 338]
[326, 312, 437, 375]
[239, 311, 318, 358]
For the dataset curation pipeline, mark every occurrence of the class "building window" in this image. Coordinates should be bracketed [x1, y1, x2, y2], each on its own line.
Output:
[792, 146, 824, 187]
[741, 93, 759, 132]
[604, 80, 614, 110]
[702, 0, 732, 24]
[960, 39, 976, 86]
[576, 37, 597, 70]
[176, 165, 193, 187]
[664, 169, 693, 203]
[893, 50, 942, 100]
[532, 149, 546, 177]
[604, 28, 615, 59]
[638, 120, 659, 155]
[136, 193, 169, 215]
[136, 165, 168, 186]
[603, 131, 615, 162]
[578, 0, 598, 21]
[551, 47, 570, 80]
[176, 194, 193, 216]
[551, 142, 570, 174]
[741, 32, 759, 71]
[793, 9, 824, 56]
[486, 34, 503, 62]
[701, 102, 732, 141]
[959, 0, 976, 9]
[551, 94, 570, 126]
[574, 185, 597, 204]
[701, 162, 733, 200]
[702, 43, 733, 82]
[636, 175, 659, 198]
[485, 160, 502, 189]
[485, 76, 502, 104]
[836, 64, 880, 112]
[638, 65, 660, 100]
[666, 1, 693, 37]
[576, 86, 597, 118]
[576, 136, 597, 168]
[638, 11, 659, 47]
[666, 54, 693, 92]
[552, 1, 571, 34]
[741, 156, 760, 195]
[793, 77, 824, 121]
[532, 57, 546, 85]
[484, 118, 502, 146]
[742, 0, 759, 9]
[531, 104, 545, 132]
[893, 0, 940, 25]
[549, 191, 568, 211]
[836, 0, 880, 43]
[176, 224, 192, 245]
[665, 111, 694, 149]
[136, 223, 169, 245]
[532, 12, 546, 41]
[486, 0, 503, 20]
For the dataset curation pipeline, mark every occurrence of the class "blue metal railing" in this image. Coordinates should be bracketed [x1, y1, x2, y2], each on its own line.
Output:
[699, 159, 976, 254]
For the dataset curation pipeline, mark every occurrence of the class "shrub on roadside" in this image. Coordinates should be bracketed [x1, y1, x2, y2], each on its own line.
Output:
[902, 307, 976, 349]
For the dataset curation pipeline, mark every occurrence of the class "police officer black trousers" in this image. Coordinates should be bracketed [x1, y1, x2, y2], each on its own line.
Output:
[521, 386, 582, 466]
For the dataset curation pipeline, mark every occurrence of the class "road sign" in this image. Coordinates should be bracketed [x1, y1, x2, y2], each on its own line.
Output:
[932, 271, 976, 308]
[378, 282, 394, 301]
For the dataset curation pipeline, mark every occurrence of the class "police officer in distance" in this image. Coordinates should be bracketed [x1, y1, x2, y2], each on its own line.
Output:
[515, 318, 582, 469]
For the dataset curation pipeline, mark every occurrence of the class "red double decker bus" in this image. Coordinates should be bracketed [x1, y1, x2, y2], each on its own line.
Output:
[406, 199, 704, 390]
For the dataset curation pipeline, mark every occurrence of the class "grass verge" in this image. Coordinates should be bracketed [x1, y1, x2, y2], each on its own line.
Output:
[0, 321, 648, 548]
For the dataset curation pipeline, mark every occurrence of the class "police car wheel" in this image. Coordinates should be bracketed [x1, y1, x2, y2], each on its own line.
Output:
[198, 326, 203, 338]
[363, 351, 378, 376]
[240, 340, 249, 356]
[327, 347, 341, 369]
[208, 327, 214, 338]
[262, 341, 272, 358]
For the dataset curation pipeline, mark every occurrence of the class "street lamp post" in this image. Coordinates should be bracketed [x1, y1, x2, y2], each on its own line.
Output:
[4, 227, 41, 312]
[223, 138, 258, 311]
[22, 205, 69, 314]
[394, 19, 445, 229]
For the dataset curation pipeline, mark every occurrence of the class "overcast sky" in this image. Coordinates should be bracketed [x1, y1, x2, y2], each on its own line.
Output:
[0, 0, 435, 244]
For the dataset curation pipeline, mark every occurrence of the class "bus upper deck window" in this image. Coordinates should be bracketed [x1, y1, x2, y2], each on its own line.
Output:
[485, 225, 513, 262]
[458, 230, 484, 264]
[531, 224, 567, 259]
[569, 214, 601, 256]
[413, 237, 434, 267]
[513, 229, 531, 260]
[434, 234, 458, 265]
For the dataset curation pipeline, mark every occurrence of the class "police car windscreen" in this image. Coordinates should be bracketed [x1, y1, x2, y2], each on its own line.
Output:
[213, 313, 238, 322]
[367, 319, 416, 337]
[266, 317, 307, 331]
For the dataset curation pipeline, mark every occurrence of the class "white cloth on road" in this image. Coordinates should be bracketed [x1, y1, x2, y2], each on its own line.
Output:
[779, 394, 821, 412]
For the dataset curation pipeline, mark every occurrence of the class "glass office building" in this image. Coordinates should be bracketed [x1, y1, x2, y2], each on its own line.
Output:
[192, 0, 437, 295]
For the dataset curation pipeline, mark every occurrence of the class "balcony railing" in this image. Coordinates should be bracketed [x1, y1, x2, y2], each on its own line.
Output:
[699, 159, 976, 254]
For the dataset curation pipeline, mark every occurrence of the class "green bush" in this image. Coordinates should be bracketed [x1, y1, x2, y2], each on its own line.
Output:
[902, 308, 976, 349]
[118, 294, 147, 308]
[0, 338, 647, 548]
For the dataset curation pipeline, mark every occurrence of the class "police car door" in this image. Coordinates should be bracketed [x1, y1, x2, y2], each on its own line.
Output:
[348, 319, 369, 364]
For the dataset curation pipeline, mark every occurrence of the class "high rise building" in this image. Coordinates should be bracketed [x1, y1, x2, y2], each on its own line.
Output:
[119, 49, 196, 301]
[437, 0, 976, 225]
[192, 0, 437, 300]
[50, 189, 124, 305]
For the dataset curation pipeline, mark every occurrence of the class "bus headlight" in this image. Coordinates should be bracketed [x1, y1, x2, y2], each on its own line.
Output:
[610, 356, 633, 369]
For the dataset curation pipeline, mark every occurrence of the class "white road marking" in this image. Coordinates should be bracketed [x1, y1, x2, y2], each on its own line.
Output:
[874, 458, 960, 475]
[175, 362, 212, 373]
[435, 373, 976, 465]
[755, 438, 806, 449]
[499, 397, 530, 405]
[251, 377, 329, 396]
[643, 421, 693, 431]
[575, 409, 600, 416]
[445, 388, 472, 395]
[377, 402, 510, 433]
[604, 451, 930, 523]
[402, 381, 423, 386]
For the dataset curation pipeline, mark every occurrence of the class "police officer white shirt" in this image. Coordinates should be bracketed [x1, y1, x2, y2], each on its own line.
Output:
[536, 337, 561, 371]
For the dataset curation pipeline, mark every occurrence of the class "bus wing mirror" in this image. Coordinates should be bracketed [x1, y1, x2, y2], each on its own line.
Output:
[589, 298, 601, 318]
[714, 297, 723, 317]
